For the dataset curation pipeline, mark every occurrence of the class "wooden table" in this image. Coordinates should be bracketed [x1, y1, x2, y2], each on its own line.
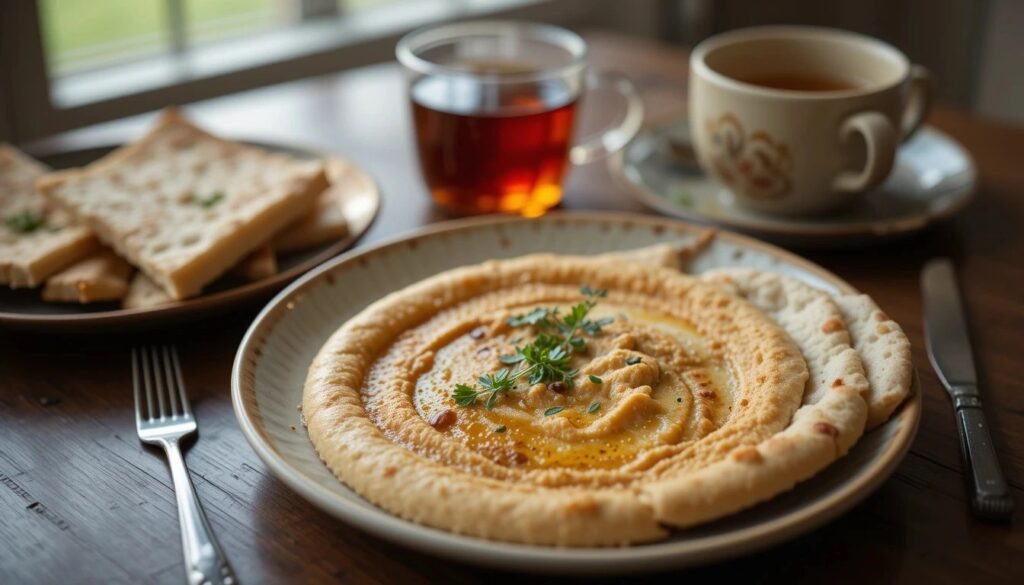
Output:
[3, 31, 1021, 585]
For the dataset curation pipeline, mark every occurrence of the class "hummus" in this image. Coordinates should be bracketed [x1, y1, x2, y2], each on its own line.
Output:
[304, 254, 812, 546]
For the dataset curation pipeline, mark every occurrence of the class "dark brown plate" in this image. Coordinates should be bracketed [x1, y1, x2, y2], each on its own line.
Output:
[0, 142, 380, 331]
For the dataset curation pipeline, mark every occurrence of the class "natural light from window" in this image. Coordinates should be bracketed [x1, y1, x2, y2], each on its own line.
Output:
[38, 0, 404, 76]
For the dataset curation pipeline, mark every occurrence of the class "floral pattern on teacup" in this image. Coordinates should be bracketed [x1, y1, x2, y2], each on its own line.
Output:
[706, 114, 792, 200]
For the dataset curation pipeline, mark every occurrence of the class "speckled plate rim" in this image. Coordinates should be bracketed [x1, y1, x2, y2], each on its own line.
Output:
[609, 119, 977, 241]
[231, 212, 921, 574]
[0, 143, 381, 331]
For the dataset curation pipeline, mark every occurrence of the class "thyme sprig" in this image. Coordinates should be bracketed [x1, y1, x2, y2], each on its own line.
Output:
[452, 286, 613, 409]
[4, 211, 45, 233]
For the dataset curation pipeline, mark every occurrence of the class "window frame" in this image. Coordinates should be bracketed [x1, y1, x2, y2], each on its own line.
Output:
[2, 0, 642, 144]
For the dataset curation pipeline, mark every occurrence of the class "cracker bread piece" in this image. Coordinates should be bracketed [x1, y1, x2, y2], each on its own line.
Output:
[0, 145, 97, 287]
[122, 246, 278, 310]
[272, 158, 357, 252]
[231, 245, 278, 280]
[43, 249, 133, 303]
[37, 108, 327, 299]
[123, 272, 173, 310]
[833, 294, 914, 429]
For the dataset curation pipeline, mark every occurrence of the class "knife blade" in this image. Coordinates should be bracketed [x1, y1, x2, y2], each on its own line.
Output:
[922, 258, 1013, 519]
[922, 259, 977, 388]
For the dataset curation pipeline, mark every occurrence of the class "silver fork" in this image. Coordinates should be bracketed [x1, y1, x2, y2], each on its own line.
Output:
[133, 345, 237, 585]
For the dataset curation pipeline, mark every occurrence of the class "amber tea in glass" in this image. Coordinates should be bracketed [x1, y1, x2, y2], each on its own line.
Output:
[397, 22, 643, 217]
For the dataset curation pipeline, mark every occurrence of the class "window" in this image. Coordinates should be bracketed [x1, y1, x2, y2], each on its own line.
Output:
[38, 0, 353, 76]
[40, 0, 171, 75]
[1, 0, 639, 143]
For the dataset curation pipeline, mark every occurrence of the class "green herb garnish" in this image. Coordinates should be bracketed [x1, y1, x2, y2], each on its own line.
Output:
[451, 287, 613, 408]
[588, 375, 603, 384]
[453, 368, 516, 410]
[506, 307, 553, 328]
[4, 211, 45, 233]
[192, 191, 225, 208]
[588, 402, 601, 414]
[544, 406, 565, 416]
[494, 425, 507, 433]
[626, 356, 642, 366]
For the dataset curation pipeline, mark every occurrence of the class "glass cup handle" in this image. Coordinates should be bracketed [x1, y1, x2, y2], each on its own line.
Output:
[832, 111, 898, 194]
[569, 72, 645, 165]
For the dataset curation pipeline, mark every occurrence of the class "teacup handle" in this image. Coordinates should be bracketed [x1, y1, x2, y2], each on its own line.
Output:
[832, 111, 898, 194]
[569, 72, 645, 165]
[902, 65, 932, 140]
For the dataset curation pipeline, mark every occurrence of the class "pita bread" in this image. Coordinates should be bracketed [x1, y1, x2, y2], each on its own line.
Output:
[647, 268, 869, 526]
[833, 294, 913, 429]
[592, 230, 716, 269]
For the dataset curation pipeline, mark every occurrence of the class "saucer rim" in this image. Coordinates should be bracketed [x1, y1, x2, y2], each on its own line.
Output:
[610, 118, 977, 242]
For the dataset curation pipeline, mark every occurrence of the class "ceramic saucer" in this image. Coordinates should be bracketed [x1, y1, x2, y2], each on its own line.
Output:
[610, 118, 976, 247]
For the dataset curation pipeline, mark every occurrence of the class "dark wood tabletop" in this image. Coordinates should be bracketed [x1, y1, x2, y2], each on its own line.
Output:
[2, 31, 1022, 585]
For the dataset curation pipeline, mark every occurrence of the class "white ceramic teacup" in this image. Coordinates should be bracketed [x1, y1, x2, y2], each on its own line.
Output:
[689, 26, 931, 216]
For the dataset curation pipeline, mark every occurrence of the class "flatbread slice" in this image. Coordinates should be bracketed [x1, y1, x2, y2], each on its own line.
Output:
[122, 246, 279, 310]
[37, 108, 328, 299]
[272, 158, 358, 252]
[0, 145, 97, 287]
[833, 294, 913, 429]
[231, 245, 278, 280]
[123, 272, 173, 310]
[42, 249, 132, 303]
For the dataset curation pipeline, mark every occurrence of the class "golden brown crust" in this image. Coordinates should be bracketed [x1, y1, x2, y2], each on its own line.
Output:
[303, 254, 809, 546]
[648, 268, 871, 527]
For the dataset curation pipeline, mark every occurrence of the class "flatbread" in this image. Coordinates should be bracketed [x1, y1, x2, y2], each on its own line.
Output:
[593, 230, 716, 270]
[231, 245, 278, 280]
[37, 108, 327, 299]
[304, 253, 811, 545]
[833, 294, 913, 429]
[624, 254, 912, 430]
[701, 268, 871, 408]
[272, 158, 357, 252]
[646, 268, 869, 526]
[0, 145, 97, 287]
[42, 249, 133, 303]
[122, 272, 173, 310]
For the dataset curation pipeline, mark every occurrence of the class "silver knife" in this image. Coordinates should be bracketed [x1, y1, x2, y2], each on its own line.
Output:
[922, 258, 1013, 519]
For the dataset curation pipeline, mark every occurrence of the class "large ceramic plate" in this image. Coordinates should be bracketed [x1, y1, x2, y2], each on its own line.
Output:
[610, 118, 976, 248]
[232, 213, 920, 574]
[0, 142, 380, 331]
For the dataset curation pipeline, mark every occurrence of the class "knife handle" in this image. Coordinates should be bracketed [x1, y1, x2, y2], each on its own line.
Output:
[952, 391, 1014, 519]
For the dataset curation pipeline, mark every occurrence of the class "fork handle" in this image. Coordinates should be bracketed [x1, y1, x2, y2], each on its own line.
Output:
[953, 394, 1014, 519]
[163, 440, 238, 585]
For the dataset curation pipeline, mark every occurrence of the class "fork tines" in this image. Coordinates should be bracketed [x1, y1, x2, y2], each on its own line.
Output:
[132, 345, 191, 423]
